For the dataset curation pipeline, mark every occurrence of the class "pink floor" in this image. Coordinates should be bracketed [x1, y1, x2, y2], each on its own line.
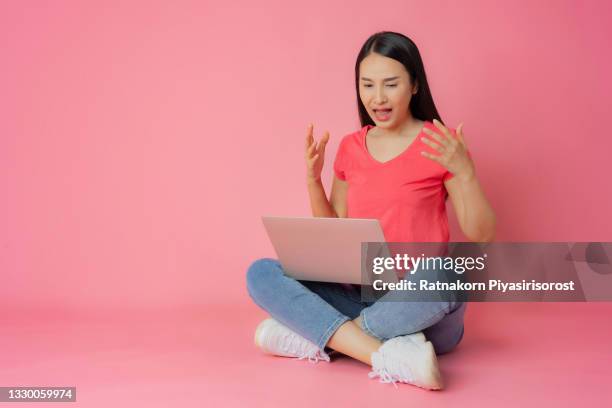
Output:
[1, 302, 611, 407]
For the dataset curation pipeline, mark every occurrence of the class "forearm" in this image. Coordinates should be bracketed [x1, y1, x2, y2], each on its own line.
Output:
[307, 178, 337, 217]
[455, 174, 496, 242]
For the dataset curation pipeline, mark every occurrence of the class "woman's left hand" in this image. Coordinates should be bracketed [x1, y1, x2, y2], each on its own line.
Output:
[420, 118, 475, 181]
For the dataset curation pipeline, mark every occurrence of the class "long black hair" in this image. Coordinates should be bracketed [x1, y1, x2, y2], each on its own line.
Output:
[355, 31, 443, 127]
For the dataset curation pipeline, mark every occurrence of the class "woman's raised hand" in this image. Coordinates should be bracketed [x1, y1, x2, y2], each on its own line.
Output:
[304, 123, 330, 183]
[420, 119, 475, 181]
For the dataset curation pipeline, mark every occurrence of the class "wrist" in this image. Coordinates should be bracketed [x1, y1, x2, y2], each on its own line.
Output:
[306, 176, 322, 186]
[456, 169, 476, 183]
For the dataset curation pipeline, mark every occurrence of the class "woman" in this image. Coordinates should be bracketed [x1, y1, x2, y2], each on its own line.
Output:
[246, 31, 496, 390]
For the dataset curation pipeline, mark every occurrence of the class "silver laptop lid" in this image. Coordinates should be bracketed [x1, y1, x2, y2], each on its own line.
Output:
[261, 216, 396, 285]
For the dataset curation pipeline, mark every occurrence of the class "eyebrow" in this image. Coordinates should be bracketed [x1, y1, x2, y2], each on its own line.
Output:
[360, 76, 400, 82]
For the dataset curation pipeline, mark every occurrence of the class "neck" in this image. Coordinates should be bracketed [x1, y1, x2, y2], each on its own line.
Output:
[375, 115, 420, 138]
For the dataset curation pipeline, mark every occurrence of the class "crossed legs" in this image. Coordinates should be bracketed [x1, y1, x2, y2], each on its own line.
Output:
[246, 258, 465, 365]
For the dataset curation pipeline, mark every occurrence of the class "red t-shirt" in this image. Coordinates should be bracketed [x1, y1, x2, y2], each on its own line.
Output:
[333, 121, 457, 243]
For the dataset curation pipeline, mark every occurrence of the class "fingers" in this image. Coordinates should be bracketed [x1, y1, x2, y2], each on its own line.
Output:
[305, 123, 314, 150]
[305, 123, 316, 162]
[421, 135, 445, 153]
[304, 124, 330, 159]
[422, 127, 448, 148]
[306, 145, 320, 166]
[305, 140, 317, 159]
[420, 150, 441, 163]
[313, 132, 330, 158]
[304, 124, 331, 181]
[318, 130, 330, 154]
[456, 122, 466, 146]
[432, 118, 449, 135]
[432, 118, 457, 145]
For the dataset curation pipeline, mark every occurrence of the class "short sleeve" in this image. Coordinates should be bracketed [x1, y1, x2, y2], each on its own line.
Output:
[443, 170, 455, 182]
[333, 139, 347, 181]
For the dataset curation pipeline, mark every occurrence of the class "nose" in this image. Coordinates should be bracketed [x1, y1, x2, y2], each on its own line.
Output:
[374, 86, 387, 104]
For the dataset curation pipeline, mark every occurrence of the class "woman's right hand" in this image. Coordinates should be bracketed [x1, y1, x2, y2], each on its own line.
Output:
[304, 123, 330, 183]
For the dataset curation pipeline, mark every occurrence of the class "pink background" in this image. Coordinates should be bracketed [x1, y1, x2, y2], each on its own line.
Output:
[1, 0, 611, 406]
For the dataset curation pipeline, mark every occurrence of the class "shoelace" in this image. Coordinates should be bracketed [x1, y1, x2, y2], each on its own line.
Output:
[300, 353, 325, 363]
[276, 331, 327, 363]
[368, 368, 400, 388]
[368, 344, 414, 389]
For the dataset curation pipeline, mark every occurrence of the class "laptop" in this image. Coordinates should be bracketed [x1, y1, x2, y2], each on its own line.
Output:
[261, 216, 399, 285]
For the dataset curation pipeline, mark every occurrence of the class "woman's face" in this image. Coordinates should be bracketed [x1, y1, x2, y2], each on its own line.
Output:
[358, 52, 417, 129]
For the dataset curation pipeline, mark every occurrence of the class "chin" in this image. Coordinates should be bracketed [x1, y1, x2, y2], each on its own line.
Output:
[370, 117, 390, 127]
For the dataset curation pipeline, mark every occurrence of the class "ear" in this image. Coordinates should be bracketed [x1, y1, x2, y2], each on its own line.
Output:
[412, 80, 419, 95]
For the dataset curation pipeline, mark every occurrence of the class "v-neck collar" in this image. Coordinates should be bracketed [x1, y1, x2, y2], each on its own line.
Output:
[362, 122, 427, 165]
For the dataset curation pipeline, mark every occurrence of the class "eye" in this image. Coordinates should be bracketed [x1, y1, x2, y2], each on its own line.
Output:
[362, 84, 397, 88]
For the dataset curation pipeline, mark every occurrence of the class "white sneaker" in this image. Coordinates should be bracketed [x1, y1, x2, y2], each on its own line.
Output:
[254, 318, 331, 363]
[369, 336, 443, 390]
[406, 331, 426, 344]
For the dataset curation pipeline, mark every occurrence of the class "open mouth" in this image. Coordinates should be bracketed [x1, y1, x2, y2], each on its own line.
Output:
[373, 108, 392, 121]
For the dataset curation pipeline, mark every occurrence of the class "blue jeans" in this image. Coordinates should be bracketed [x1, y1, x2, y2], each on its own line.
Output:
[246, 258, 466, 355]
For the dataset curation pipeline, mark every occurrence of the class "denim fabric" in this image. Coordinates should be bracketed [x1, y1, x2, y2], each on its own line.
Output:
[246, 257, 466, 354]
